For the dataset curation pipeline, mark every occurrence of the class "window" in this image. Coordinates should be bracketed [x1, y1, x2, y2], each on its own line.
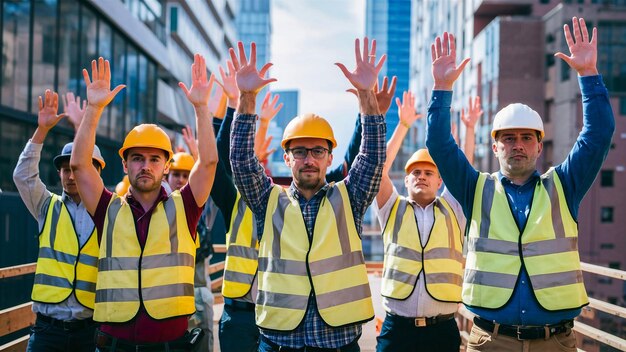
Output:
[620, 97, 626, 116]
[601, 207, 614, 223]
[601, 170, 614, 187]
[600, 243, 615, 249]
[2, 1, 32, 111]
[31, 0, 58, 113]
[609, 262, 620, 270]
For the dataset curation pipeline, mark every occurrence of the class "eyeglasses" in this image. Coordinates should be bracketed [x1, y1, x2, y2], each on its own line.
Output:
[287, 147, 329, 160]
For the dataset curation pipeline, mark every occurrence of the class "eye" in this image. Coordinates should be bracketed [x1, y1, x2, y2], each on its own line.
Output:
[312, 148, 325, 157]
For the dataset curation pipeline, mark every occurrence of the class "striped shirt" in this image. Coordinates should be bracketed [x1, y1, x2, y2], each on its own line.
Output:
[230, 112, 385, 348]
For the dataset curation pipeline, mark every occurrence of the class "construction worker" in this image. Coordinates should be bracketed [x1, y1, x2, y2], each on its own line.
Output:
[374, 90, 481, 351]
[426, 18, 615, 351]
[229, 38, 386, 351]
[70, 55, 218, 351]
[13, 90, 103, 352]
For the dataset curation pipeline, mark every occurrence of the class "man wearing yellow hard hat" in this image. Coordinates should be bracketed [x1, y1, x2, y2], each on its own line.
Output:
[373, 90, 482, 351]
[13, 90, 103, 351]
[70, 55, 218, 350]
[426, 18, 615, 351]
[229, 38, 386, 351]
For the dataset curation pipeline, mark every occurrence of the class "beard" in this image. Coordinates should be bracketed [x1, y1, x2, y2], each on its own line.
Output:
[295, 167, 323, 191]
[131, 173, 162, 193]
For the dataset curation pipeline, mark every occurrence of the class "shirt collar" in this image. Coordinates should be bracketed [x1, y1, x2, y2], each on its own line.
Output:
[497, 170, 541, 187]
[288, 182, 331, 201]
[125, 186, 169, 209]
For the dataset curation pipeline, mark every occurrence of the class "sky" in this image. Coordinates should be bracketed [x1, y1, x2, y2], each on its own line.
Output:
[270, 0, 366, 168]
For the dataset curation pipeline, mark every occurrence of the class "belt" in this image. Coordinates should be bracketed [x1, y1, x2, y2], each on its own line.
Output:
[473, 316, 574, 340]
[260, 335, 359, 352]
[224, 298, 255, 311]
[36, 313, 95, 331]
[389, 312, 456, 327]
[94, 329, 191, 352]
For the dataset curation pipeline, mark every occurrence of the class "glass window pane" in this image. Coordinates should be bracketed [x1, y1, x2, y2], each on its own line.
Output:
[126, 45, 139, 130]
[98, 21, 113, 137]
[138, 54, 148, 125]
[110, 32, 126, 139]
[146, 61, 156, 123]
[31, 0, 58, 113]
[2, 0, 31, 111]
[58, 0, 80, 96]
[78, 4, 98, 99]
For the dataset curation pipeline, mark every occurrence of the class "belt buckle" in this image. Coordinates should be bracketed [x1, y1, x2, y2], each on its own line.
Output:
[516, 326, 524, 341]
[415, 317, 427, 327]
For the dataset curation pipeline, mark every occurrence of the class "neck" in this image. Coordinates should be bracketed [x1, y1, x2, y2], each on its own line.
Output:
[68, 194, 81, 204]
[130, 187, 162, 212]
[410, 194, 436, 208]
[501, 169, 535, 185]
[294, 183, 325, 201]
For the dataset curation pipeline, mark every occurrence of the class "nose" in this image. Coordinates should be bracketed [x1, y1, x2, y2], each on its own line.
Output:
[68, 171, 75, 180]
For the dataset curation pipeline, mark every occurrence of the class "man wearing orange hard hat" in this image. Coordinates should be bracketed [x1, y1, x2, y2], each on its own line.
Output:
[70, 55, 218, 350]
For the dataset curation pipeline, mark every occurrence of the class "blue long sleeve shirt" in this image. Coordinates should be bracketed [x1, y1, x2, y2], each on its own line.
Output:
[426, 75, 614, 325]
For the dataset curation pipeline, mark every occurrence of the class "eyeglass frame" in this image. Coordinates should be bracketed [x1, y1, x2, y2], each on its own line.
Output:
[286, 147, 330, 160]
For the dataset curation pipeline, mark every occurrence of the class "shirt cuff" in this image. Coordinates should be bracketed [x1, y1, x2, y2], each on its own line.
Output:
[26, 140, 44, 153]
[429, 90, 453, 108]
[361, 114, 385, 125]
[579, 75, 608, 96]
[235, 113, 257, 124]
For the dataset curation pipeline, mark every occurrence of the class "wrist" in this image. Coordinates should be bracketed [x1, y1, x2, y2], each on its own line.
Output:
[400, 120, 411, 129]
[577, 67, 599, 77]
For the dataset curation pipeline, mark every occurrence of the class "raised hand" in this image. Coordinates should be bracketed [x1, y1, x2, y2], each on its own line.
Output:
[82, 57, 126, 109]
[375, 76, 397, 115]
[207, 83, 227, 117]
[179, 54, 215, 108]
[38, 89, 66, 131]
[217, 60, 240, 108]
[431, 32, 470, 90]
[182, 124, 199, 160]
[461, 96, 482, 129]
[63, 92, 87, 131]
[554, 17, 598, 76]
[230, 42, 276, 94]
[259, 92, 283, 123]
[395, 90, 422, 128]
[336, 37, 386, 91]
[255, 135, 276, 162]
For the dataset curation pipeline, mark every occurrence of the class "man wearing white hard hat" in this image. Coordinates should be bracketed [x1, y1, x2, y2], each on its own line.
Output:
[13, 90, 103, 351]
[425, 18, 615, 351]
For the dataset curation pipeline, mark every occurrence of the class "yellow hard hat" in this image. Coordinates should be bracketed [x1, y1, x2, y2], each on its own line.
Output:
[170, 152, 195, 171]
[118, 124, 174, 161]
[491, 103, 544, 139]
[281, 113, 337, 150]
[404, 149, 437, 174]
[115, 175, 130, 195]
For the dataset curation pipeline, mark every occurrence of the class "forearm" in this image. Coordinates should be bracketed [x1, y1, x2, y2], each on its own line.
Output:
[255, 119, 270, 156]
[194, 105, 218, 167]
[383, 123, 410, 174]
[217, 107, 235, 175]
[13, 141, 51, 220]
[71, 106, 100, 171]
[209, 162, 237, 227]
[463, 126, 476, 165]
[426, 90, 478, 216]
[357, 90, 380, 115]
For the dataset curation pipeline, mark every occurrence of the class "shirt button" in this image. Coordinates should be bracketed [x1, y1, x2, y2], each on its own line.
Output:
[521, 280, 525, 284]
[522, 310, 526, 314]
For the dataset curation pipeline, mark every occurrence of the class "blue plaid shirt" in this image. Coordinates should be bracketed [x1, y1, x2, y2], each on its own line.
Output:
[230, 113, 385, 348]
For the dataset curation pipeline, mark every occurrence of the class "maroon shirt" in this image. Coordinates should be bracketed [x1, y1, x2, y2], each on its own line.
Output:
[92, 184, 203, 343]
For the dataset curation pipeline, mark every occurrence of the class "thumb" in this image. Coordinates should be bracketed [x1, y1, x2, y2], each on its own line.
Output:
[178, 82, 190, 98]
[554, 52, 572, 67]
[110, 85, 126, 98]
[346, 89, 357, 97]
[457, 58, 471, 74]
[335, 63, 351, 79]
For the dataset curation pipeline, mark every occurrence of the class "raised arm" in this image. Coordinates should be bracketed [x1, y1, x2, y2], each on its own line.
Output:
[62, 92, 86, 132]
[460, 96, 482, 165]
[255, 91, 282, 162]
[377, 91, 422, 206]
[178, 54, 218, 207]
[71, 58, 125, 215]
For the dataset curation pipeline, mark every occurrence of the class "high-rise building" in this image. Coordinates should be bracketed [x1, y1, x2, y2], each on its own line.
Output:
[0, 0, 238, 191]
[268, 89, 299, 175]
[365, 0, 412, 174]
[410, 1, 626, 350]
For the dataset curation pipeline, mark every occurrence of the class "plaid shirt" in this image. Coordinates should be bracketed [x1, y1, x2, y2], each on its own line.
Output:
[230, 113, 385, 348]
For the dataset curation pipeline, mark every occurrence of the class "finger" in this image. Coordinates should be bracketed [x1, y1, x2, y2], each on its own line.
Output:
[110, 85, 126, 99]
[82, 68, 91, 86]
[355, 38, 362, 65]
[82, 100, 87, 111]
[98, 57, 105, 81]
[435, 36, 443, 58]
[52, 92, 58, 109]
[259, 63, 273, 77]
[275, 102, 283, 113]
[44, 89, 51, 106]
[62, 94, 67, 110]
[178, 82, 190, 97]
[395, 97, 401, 110]
[105, 59, 111, 82]
[267, 148, 277, 155]
[572, 17, 581, 44]
[219, 65, 227, 82]
[227, 60, 236, 76]
[260, 78, 278, 87]
[270, 94, 279, 108]
[38, 96, 43, 111]
[91, 59, 98, 82]
[563, 24, 574, 49]
[554, 52, 572, 67]
[250, 42, 257, 67]
[262, 91, 271, 108]
[388, 76, 397, 95]
[380, 76, 389, 92]
[375, 54, 387, 73]
[449, 33, 456, 57]
[335, 63, 352, 79]
[580, 18, 589, 43]
[442, 32, 449, 56]
[369, 39, 377, 65]
[346, 89, 357, 96]
[362, 37, 369, 64]
[238, 42, 248, 66]
[457, 58, 471, 74]
[590, 27, 597, 47]
[55, 113, 67, 122]
[229, 47, 240, 71]
[431, 44, 436, 62]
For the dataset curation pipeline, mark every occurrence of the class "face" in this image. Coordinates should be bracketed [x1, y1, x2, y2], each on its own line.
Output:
[167, 169, 190, 191]
[58, 161, 78, 198]
[283, 138, 333, 192]
[404, 162, 442, 204]
[492, 129, 542, 177]
[123, 147, 170, 194]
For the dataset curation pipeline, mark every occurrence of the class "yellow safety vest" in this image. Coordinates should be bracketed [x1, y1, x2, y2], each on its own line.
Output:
[94, 192, 197, 322]
[222, 192, 258, 298]
[381, 196, 463, 302]
[256, 182, 374, 331]
[31, 195, 99, 309]
[464, 169, 588, 310]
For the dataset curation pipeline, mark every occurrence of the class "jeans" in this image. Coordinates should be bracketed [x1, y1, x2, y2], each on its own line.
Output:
[258, 335, 360, 352]
[26, 316, 96, 352]
[218, 303, 259, 352]
[376, 313, 460, 352]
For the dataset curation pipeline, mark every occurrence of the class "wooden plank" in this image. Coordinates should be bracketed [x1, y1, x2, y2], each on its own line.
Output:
[208, 261, 225, 275]
[0, 263, 36, 279]
[581, 262, 626, 280]
[211, 277, 223, 292]
[213, 244, 226, 254]
[0, 303, 35, 337]
[0, 334, 30, 352]
[574, 321, 626, 351]
[588, 297, 626, 319]
[213, 294, 224, 305]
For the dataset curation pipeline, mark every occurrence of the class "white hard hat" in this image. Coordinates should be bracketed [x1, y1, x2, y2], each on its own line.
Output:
[491, 103, 544, 139]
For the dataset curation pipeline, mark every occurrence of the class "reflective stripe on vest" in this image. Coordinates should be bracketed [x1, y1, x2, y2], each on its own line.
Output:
[256, 182, 374, 331]
[32, 195, 99, 309]
[463, 169, 588, 310]
[380, 196, 463, 301]
[94, 192, 196, 323]
[222, 191, 259, 298]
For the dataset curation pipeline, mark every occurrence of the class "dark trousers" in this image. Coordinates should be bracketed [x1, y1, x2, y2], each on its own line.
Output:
[376, 313, 461, 352]
[258, 335, 360, 352]
[218, 302, 259, 352]
[26, 315, 96, 352]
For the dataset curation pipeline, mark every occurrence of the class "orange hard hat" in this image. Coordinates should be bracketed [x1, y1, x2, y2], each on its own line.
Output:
[118, 124, 174, 161]
[281, 113, 337, 149]
[170, 152, 195, 171]
[404, 149, 437, 174]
